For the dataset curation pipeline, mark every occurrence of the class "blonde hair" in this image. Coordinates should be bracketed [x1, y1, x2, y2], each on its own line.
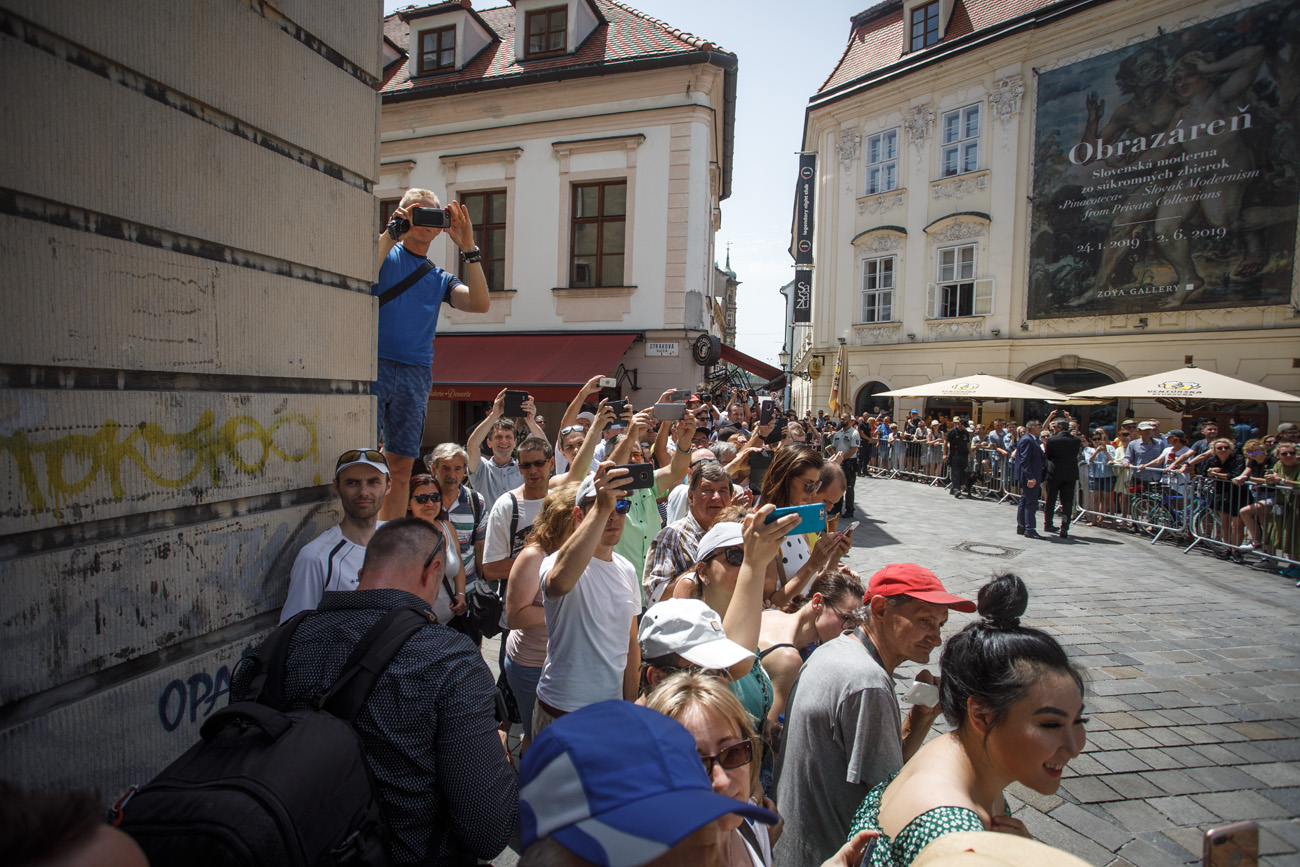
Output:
[525, 482, 580, 554]
[399, 187, 440, 209]
[644, 671, 761, 793]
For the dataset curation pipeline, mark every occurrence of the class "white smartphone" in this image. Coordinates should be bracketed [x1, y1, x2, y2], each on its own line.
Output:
[599, 377, 617, 388]
[842, 521, 860, 535]
[903, 680, 940, 706]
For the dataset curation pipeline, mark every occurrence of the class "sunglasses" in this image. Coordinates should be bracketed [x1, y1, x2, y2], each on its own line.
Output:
[410, 493, 439, 505]
[615, 499, 632, 514]
[422, 534, 446, 571]
[801, 479, 823, 495]
[708, 547, 744, 567]
[1278, 451, 1298, 457]
[560, 425, 584, 436]
[691, 458, 719, 468]
[700, 739, 754, 775]
[336, 448, 387, 469]
[1214, 446, 1232, 451]
[519, 458, 550, 469]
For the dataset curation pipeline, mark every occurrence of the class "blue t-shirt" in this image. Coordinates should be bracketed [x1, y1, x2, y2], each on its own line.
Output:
[373, 243, 460, 367]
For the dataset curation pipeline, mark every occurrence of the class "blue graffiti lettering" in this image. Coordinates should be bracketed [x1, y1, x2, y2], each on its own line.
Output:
[157, 665, 232, 731]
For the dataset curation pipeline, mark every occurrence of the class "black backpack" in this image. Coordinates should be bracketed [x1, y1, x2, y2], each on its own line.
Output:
[112, 606, 430, 867]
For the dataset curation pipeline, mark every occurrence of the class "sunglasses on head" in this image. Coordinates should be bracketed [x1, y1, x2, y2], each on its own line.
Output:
[708, 547, 744, 567]
[336, 448, 387, 469]
[410, 493, 439, 505]
[560, 425, 584, 436]
[700, 739, 754, 774]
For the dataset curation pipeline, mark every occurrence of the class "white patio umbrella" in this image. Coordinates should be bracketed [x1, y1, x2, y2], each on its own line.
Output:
[875, 374, 1072, 422]
[1070, 366, 1300, 414]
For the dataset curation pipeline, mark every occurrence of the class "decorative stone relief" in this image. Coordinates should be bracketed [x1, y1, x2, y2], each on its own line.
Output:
[853, 323, 901, 345]
[854, 234, 904, 254]
[927, 319, 984, 341]
[931, 174, 988, 200]
[858, 192, 905, 215]
[988, 76, 1025, 129]
[836, 129, 861, 168]
[930, 220, 988, 242]
[903, 104, 935, 167]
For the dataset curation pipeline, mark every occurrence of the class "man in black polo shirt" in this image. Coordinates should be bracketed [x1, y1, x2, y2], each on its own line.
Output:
[944, 418, 972, 498]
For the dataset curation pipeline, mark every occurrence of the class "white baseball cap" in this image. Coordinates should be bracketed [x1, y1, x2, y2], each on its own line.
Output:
[639, 599, 754, 670]
[694, 521, 744, 562]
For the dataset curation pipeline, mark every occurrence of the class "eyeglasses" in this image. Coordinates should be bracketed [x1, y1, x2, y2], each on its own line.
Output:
[801, 480, 823, 495]
[1213, 446, 1232, 451]
[700, 739, 754, 775]
[615, 499, 632, 514]
[708, 547, 744, 567]
[519, 458, 550, 469]
[560, 425, 584, 436]
[825, 598, 858, 630]
[1246, 450, 1264, 456]
[422, 534, 446, 571]
[410, 493, 439, 505]
[336, 448, 387, 469]
[1278, 451, 1298, 457]
[691, 457, 718, 468]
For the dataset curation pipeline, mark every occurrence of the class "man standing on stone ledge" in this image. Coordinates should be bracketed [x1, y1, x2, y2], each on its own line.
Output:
[375, 188, 490, 521]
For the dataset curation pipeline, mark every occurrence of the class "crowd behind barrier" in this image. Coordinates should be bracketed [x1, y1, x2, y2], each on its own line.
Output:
[860, 443, 1300, 571]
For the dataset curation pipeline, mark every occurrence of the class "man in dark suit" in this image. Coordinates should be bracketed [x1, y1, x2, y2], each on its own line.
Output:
[1042, 418, 1083, 539]
[1013, 420, 1045, 538]
[944, 418, 972, 498]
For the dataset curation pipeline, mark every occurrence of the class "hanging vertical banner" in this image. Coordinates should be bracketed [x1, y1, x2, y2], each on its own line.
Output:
[793, 269, 812, 323]
[790, 154, 816, 265]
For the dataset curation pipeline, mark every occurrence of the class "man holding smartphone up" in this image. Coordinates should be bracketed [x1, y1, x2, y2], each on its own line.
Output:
[375, 188, 491, 520]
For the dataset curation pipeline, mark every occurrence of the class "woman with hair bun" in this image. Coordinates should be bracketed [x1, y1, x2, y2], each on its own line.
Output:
[847, 573, 1086, 865]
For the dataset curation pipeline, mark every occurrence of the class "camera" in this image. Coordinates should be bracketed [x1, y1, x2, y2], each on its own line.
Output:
[412, 205, 452, 228]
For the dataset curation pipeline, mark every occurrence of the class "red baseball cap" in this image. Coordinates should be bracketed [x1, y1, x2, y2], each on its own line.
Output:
[867, 563, 976, 612]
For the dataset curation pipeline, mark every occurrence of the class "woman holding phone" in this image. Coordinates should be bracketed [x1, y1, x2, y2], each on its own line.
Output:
[758, 445, 851, 606]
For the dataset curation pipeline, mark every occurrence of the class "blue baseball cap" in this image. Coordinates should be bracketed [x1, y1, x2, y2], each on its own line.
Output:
[519, 701, 778, 866]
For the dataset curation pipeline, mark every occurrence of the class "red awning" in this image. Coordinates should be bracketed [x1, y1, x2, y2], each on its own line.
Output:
[428, 333, 638, 402]
[719, 342, 783, 383]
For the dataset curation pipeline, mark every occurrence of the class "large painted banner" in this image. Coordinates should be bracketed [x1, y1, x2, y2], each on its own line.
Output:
[1028, 0, 1298, 318]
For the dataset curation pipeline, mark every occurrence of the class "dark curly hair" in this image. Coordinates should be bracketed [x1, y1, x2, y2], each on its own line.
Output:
[938, 573, 1083, 732]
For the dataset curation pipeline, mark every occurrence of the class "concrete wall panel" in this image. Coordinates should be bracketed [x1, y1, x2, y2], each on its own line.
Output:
[2, 0, 379, 176]
[0, 633, 271, 797]
[0, 390, 370, 532]
[0, 216, 375, 378]
[274, 0, 383, 78]
[0, 502, 338, 704]
[0, 36, 372, 281]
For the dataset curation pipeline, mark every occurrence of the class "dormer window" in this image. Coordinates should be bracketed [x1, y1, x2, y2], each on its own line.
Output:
[418, 26, 456, 75]
[526, 6, 567, 57]
[910, 1, 940, 51]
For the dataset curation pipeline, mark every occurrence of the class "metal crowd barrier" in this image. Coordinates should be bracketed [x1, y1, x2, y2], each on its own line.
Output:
[1185, 476, 1299, 568]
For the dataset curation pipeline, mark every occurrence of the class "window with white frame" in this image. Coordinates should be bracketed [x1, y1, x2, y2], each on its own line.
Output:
[864, 129, 898, 196]
[860, 256, 895, 322]
[928, 244, 992, 317]
[940, 104, 980, 177]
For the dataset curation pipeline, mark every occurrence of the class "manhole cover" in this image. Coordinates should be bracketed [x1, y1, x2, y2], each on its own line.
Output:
[953, 541, 1022, 559]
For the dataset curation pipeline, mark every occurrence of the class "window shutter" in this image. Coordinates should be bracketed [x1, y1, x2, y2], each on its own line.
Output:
[926, 282, 939, 318]
[974, 279, 994, 315]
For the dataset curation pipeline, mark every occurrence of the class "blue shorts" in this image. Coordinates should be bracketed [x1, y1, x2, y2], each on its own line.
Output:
[373, 358, 432, 458]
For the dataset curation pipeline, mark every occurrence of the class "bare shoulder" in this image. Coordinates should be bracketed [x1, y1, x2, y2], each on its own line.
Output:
[877, 741, 987, 837]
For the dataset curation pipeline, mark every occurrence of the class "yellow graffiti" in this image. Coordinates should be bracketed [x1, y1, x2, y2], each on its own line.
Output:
[2, 409, 318, 515]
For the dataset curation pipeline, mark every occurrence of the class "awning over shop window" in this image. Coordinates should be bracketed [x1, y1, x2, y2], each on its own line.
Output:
[428, 333, 638, 402]
[719, 342, 784, 384]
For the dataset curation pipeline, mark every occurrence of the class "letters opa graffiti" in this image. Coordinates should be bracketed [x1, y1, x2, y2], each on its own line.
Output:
[157, 665, 232, 732]
[1, 409, 318, 519]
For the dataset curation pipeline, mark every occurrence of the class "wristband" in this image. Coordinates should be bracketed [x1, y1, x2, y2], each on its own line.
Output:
[460, 247, 483, 263]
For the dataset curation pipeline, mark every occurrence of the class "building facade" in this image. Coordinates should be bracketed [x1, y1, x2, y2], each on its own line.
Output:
[794, 0, 1299, 431]
[380, 0, 747, 444]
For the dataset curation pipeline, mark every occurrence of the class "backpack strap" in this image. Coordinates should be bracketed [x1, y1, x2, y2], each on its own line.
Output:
[508, 493, 520, 557]
[377, 260, 434, 307]
[470, 489, 484, 528]
[319, 607, 432, 722]
[247, 611, 313, 709]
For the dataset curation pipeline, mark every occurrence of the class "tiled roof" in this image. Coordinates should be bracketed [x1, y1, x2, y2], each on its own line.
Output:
[381, 0, 732, 96]
[818, 0, 1062, 94]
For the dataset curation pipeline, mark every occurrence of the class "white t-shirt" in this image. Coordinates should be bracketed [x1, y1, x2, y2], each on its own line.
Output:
[280, 523, 382, 623]
[536, 550, 640, 712]
[665, 482, 690, 525]
[483, 491, 546, 565]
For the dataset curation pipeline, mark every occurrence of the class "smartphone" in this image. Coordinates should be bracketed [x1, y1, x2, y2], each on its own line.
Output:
[607, 398, 630, 417]
[1203, 821, 1257, 867]
[856, 833, 879, 867]
[759, 399, 775, 425]
[747, 449, 773, 488]
[610, 462, 655, 490]
[763, 416, 786, 446]
[654, 402, 688, 420]
[903, 680, 940, 706]
[411, 205, 451, 228]
[842, 520, 860, 535]
[765, 503, 827, 536]
[670, 389, 691, 401]
[599, 377, 618, 388]
[503, 389, 528, 416]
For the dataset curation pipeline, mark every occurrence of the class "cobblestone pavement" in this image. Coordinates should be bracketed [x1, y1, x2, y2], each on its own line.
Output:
[484, 472, 1300, 866]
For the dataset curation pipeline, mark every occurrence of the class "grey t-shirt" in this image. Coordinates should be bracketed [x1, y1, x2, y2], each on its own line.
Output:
[772, 631, 903, 867]
[470, 457, 521, 509]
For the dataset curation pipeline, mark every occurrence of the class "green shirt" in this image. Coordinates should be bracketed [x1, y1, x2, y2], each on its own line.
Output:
[612, 484, 664, 607]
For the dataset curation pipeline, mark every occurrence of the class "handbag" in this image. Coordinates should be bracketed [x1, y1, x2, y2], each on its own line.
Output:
[466, 582, 505, 639]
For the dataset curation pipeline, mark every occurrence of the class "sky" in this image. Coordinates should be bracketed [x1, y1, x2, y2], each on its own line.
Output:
[383, 0, 870, 364]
